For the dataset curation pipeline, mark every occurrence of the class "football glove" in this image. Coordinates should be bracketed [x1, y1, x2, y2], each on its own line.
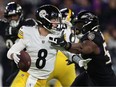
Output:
[78, 58, 91, 70]
[12, 52, 20, 64]
[66, 55, 91, 70]
[49, 35, 71, 50]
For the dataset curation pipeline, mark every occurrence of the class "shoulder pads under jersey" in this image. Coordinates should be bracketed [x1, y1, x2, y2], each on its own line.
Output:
[23, 18, 38, 26]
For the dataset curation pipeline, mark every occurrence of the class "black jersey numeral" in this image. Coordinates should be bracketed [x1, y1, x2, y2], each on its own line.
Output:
[36, 49, 48, 69]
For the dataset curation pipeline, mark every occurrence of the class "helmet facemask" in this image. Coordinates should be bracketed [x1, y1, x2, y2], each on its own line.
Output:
[10, 19, 19, 27]
[74, 11, 99, 34]
[9, 13, 23, 28]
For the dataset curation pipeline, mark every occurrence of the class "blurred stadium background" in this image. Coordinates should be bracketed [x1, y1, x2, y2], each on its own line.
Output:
[0, 0, 116, 83]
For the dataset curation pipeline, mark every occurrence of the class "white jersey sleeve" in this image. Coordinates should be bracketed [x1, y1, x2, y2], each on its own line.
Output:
[13, 26, 59, 79]
[7, 27, 30, 60]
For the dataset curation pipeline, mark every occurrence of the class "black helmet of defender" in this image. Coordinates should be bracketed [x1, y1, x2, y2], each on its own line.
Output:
[36, 5, 62, 33]
[74, 10, 99, 34]
[4, 2, 23, 28]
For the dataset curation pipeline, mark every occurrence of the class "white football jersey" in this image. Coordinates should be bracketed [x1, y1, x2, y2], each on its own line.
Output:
[22, 26, 60, 79]
[8, 26, 62, 79]
[7, 25, 78, 79]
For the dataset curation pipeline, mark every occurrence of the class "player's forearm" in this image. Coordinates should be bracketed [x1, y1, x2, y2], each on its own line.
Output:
[61, 50, 75, 59]
[69, 43, 93, 54]
[7, 39, 26, 60]
[67, 43, 82, 54]
[61, 50, 82, 64]
[7, 50, 14, 60]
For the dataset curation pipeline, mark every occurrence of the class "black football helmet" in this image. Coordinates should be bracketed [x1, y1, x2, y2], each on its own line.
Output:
[35, 5, 62, 33]
[60, 8, 75, 23]
[74, 10, 99, 34]
[4, 2, 23, 27]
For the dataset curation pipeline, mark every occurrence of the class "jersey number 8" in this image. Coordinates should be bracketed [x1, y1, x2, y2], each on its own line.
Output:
[36, 49, 48, 69]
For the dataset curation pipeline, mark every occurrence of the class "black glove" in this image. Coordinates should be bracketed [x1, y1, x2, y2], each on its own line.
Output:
[49, 35, 72, 50]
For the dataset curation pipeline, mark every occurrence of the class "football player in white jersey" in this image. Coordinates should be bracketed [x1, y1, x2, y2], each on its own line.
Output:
[7, 5, 81, 87]
[47, 8, 79, 87]
[3, 2, 38, 86]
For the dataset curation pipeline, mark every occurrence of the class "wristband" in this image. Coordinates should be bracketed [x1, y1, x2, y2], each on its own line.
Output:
[65, 42, 72, 50]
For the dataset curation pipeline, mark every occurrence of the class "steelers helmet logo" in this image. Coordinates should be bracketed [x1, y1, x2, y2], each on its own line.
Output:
[88, 32, 95, 40]
[39, 10, 48, 18]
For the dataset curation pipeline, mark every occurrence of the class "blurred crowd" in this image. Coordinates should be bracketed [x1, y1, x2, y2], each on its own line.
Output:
[0, 0, 116, 72]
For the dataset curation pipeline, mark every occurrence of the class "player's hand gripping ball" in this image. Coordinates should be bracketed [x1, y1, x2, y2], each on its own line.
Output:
[17, 50, 31, 72]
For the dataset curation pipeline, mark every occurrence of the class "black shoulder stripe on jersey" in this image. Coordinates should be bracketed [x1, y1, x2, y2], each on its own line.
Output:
[23, 18, 37, 26]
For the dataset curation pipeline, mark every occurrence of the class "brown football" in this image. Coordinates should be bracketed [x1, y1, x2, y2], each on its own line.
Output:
[17, 50, 31, 72]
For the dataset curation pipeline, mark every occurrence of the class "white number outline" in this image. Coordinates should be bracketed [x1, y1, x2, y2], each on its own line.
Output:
[101, 33, 111, 64]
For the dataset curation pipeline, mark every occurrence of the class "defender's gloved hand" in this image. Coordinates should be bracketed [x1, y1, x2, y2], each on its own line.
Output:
[49, 35, 71, 50]
[78, 58, 91, 69]
[66, 55, 91, 69]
